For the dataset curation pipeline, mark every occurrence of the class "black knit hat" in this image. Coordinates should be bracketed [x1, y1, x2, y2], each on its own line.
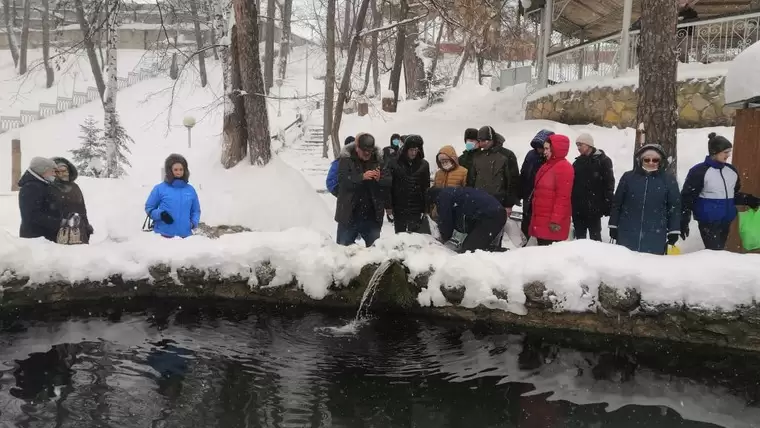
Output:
[344, 136, 355, 146]
[477, 126, 497, 141]
[464, 128, 478, 141]
[357, 133, 376, 151]
[708, 132, 732, 156]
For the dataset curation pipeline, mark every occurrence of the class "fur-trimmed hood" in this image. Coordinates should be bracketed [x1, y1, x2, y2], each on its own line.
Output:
[339, 142, 384, 161]
[164, 153, 190, 182]
[51, 157, 79, 182]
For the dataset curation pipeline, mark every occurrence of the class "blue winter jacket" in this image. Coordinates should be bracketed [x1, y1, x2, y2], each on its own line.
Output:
[609, 145, 681, 255]
[681, 156, 754, 225]
[433, 187, 504, 242]
[519, 130, 553, 202]
[145, 179, 201, 238]
[326, 159, 340, 196]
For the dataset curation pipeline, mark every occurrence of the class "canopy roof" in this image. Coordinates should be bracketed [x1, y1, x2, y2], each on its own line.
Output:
[524, 0, 754, 40]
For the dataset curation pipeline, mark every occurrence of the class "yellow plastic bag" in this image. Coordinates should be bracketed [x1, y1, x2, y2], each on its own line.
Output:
[667, 245, 681, 255]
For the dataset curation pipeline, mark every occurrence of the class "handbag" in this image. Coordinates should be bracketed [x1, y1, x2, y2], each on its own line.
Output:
[57, 213, 83, 245]
[142, 215, 154, 232]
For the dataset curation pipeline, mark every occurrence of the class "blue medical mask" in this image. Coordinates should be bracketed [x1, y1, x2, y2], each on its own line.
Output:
[392, 139, 401, 147]
[464, 142, 476, 151]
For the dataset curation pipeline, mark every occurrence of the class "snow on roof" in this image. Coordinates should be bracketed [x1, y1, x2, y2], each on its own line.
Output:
[526, 61, 730, 102]
[724, 40, 760, 107]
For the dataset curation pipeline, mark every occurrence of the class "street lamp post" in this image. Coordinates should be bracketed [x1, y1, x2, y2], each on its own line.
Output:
[275, 78, 283, 117]
[183, 115, 196, 148]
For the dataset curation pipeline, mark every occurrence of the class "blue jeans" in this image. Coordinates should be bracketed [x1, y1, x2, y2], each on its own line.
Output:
[336, 220, 382, 247]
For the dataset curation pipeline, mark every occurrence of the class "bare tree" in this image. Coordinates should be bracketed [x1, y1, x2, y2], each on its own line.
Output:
[388, 0, 408, 109]
[264, 0, 275, 92]
[41, 0, 54, 87]
[217, 0, 248, 168]
[189, 0, 208, 87]
[277, 0, 293, 80]
[103, 0, 120, 177]
[403, 18, 426, 98]
[234, 0, 272, 165]
[18, 0, 30, 74]
[205, 0, 219, 60]
[342, 0, 352, 49]
[322, 0, 336, 159]
[74, 0, 106, 99]
[330, 0, 371, 158]
[370, 0, 380, 97]
[637, 0, 678, 173]
[3, 0, 19, 66]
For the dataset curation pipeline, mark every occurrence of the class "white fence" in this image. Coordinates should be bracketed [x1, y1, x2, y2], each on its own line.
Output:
[0, 58, 170, 134]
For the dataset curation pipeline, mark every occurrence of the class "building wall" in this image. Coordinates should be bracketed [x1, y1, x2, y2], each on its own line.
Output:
[524, 76, 734, 129]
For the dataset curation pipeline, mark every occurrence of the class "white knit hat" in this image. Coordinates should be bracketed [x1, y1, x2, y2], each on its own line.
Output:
[29, 157, 57, 176]
[576, 133, 594, 147]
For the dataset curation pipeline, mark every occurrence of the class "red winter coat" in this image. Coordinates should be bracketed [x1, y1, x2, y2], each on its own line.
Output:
[530, 134, 574, 241]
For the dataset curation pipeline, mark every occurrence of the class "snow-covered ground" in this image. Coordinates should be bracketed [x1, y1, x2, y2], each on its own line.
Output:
[1, 45, 759, 316]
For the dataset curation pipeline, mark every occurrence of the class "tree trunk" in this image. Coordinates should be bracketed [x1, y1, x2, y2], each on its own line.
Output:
[3, 0, 19, 67]
[323, 0, 336, 159]
[74, 0, 106, 100]
[234, 0, 272, 166]
[636, 0, 678, 174]
[359, 54, 371, 95]
[277, 0, 293, 80]
[217, 0, 247, 168]
[18, 0, 30, 74]
[452, 39, 471, 87]
[330, 0, 371, 158]
[264, 0, 275, 93]
[388, 0, 407, 107]
[103, 0, 119, 178]
[428, 21, 444, 81]
[342, 0, 351, 50]
[403, 20, 426, 99]
[205, 0, 219, 60]
[370, 0, 380, 97]
[41, 0, 54, 87]
[189, 0, 208, 87]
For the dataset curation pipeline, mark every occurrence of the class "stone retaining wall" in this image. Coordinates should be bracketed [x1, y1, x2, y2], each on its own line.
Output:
[3, 261, 759, 353]
[525, 77, 734, 129]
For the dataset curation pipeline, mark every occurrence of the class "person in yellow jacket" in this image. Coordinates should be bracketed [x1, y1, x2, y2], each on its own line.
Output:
[434, 145, 468, 188]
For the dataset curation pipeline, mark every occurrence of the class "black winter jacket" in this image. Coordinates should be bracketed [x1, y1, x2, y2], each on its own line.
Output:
[571, 148, 615, 217]
[335, 143, 392, 225]
[18, 170, 61, 241]
[466, 136, 521, 208]
[50, 157, 92, 243]
[388, 148, 430, 220]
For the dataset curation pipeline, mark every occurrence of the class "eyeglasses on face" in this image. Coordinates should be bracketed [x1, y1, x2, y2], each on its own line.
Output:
[642, 157, 661, 164]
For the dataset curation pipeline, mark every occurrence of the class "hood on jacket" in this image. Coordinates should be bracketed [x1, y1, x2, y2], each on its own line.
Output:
[634, 143, 668, 170]
[164, 153, 190, 182]
[531, 129, 554, 149]
[547, 134, 570, 160]
[436, 145, 460, 169]
[340, 142, 384, 161]
[51, 157, 79, 182]
[400, 134, 425, 160]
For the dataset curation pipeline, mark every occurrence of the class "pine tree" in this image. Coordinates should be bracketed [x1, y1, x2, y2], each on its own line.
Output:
[100, 112, 133, 178]
[69, 115, 106, 177]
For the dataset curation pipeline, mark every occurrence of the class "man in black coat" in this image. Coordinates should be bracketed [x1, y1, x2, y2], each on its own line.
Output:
[387, 134, 430, 234]
[467, 125, 521, 216]
[335, 133, 391, 247]
[571, 133, 615, 241]
[18, 157, 61, 242]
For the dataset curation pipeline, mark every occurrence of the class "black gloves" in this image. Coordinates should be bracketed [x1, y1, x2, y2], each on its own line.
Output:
[667, 234, 679, 246]
[680, 223, 689, 241]
[748, 196, 760, 210]
[609, 228, 618, 241]
[87, 224, 94, 235]
[160, 211, 174, 224]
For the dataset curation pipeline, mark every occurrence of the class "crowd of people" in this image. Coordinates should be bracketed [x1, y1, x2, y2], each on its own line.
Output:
[327, 128, 760, 255]
[15, 128, 757, 255]
[17, 153, 201, 244]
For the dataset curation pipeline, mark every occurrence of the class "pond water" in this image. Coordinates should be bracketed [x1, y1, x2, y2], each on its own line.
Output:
[0, 302, 758, 428]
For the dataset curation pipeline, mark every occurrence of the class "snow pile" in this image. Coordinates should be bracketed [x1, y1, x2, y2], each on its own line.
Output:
[724, 40, 760, 105]
[526, 61, 729, 102]
[2, 232, 760, 314]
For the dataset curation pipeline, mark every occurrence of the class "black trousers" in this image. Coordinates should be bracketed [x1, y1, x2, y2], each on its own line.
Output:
[461, 210, 507, 252]
[536, 238, 559, 246]
[394, 216, 430, 235]
[573, 214, 602, 241]
[521, 205, 532, 241]
[698, 221, 731, 251]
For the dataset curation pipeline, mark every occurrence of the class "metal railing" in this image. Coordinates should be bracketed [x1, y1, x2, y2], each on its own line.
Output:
[546, 11, 760, 84]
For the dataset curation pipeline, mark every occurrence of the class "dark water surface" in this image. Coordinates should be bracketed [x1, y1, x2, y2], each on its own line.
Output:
[0, 302, 758, 428]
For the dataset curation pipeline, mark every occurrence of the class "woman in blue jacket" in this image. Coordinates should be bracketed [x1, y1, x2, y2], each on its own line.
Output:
[145, 154, 201, 238]
[609, 144, 681, 255]
[680, 132, 760, 250]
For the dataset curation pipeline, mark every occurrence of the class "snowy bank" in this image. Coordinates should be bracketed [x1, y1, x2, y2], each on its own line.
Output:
[3, 233, 760, 351]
